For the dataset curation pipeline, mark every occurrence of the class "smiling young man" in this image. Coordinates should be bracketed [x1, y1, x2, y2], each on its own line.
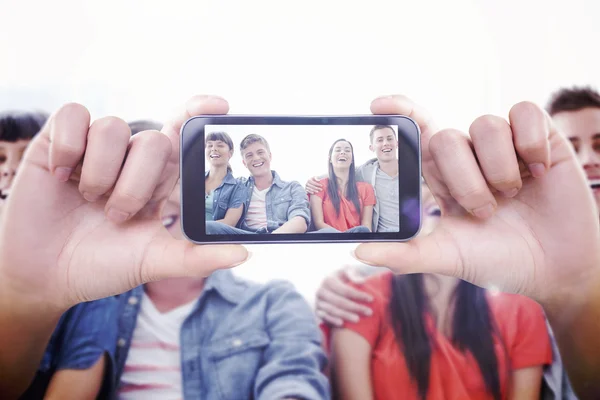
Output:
[548, 87, 600, 213]
[0, 111, 48, 214]
[206, 133, 311, 234]
[306, 125, 401, 233]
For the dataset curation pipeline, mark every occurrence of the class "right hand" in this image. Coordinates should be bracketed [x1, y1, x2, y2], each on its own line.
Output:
[305, 176, 323, 195]
[315, 266, 377, 326]
[0, 95, 249, 313]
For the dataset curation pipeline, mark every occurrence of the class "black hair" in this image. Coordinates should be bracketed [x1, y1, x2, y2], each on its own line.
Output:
[327, 139, 361, 217]
[240, 133, 270, 153]
[0, 110, 49, 142]
[206, 131, 235, 173]
[389, 275, 504, 400]
[546, 86, 600, 116]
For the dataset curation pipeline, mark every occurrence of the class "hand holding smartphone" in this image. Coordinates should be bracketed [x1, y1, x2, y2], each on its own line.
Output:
[180, 115, 421, 244]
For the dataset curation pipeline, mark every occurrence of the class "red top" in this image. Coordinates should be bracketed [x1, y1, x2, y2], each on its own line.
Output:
[322, 272, 553, 400]
[312, 178, 376, 231]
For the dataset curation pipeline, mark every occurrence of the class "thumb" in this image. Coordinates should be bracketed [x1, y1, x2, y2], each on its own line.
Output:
[352, 231, 462, 278]
[140, 238, 250, 282]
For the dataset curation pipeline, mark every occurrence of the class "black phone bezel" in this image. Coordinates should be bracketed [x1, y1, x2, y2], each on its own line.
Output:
[180, 115, 422, 244]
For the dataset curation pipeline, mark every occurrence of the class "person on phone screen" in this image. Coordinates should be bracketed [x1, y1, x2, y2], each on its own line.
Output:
[206, 133, 310, 234]
[204, 131, 246, 226]
[309, 138, 374, 233]
[306, 125, 401, 233]
[328, 182, 552, 400]
[315, 89, 600, 399]
[3, 94, 600, 399]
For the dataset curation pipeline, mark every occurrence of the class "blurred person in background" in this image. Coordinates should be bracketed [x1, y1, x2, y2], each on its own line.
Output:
[0, 111, 48, 214]
[329, 182, 551, 400]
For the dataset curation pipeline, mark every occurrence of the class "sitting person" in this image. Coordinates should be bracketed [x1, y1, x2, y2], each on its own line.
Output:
[309, 139, 374, 233]
[328, 183, 552, 400]
[204, 131, 246, 226]
[206, 133, 310, 234]
[306, 125, 401, 233]
[110, 178, 329, 399]
[8, 111, 119, 400]
[0, 110, 48, 214]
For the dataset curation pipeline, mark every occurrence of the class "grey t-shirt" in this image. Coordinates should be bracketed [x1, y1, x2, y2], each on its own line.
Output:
[375, 168, 400, 232]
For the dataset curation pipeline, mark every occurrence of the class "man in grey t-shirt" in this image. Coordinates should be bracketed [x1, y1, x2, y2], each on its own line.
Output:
[306, 125, 400, 232]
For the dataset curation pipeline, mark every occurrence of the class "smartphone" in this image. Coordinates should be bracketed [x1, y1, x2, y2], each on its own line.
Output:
[180, 115, 421, 244]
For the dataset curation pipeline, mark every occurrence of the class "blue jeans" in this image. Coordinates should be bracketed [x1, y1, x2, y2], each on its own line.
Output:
[206, 221, 268, 235]
[312, 226, 371, 233]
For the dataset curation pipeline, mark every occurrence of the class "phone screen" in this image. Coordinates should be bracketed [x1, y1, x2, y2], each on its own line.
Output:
[180, 115, 421, 244]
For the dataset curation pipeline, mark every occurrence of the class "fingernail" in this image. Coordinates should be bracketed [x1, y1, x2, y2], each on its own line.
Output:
[231, 251, 253, 267]
[502, 188, 519, 198]
[364, 308, 373, 316]
[472, 203, 494, 219]
[107, 208, 130, 223]
[528, 163, 546, 178]
[54, 167, 73, 182]
[351, 249, 376, 266]
[83, 192, 100, 202]
[351, 315, 360, 323]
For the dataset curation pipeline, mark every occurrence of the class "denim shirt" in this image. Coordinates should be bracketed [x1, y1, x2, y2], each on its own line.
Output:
[110, 270, 330, 400]
[21, 297, 119, 399]
[238, 170, 311, 232]
[205, 170, 247, 221]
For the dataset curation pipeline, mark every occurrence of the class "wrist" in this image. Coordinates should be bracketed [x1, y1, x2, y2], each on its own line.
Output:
[541, 268, 600, 333]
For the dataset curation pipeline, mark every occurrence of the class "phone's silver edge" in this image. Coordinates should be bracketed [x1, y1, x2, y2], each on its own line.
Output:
[179, 114, 424, 245]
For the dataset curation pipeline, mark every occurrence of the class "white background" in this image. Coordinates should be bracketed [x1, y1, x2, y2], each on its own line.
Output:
[2, 0, 599, 304]
[205, 124, 398, 184]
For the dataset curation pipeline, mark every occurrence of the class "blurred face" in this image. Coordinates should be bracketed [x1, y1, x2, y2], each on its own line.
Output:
[242, 142, 272, 177]
[161, 182, 183, 240]
[370, 128, 398, 162]
[0, 139, 31, 201]
[553, 108, 600, 208]
[330, 140, 353, 169]
[419, 184, 441, 236]
[205, 139, 232, 168]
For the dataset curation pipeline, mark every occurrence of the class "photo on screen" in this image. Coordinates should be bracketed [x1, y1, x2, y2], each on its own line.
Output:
[180, 116, 421, 244]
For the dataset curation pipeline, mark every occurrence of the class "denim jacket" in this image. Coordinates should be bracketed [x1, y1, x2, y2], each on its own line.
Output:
[109, 270, 330, 400]
[238, 170, 311, 232]
[21, 297, 119, 399]
[205, 170, 247, 221]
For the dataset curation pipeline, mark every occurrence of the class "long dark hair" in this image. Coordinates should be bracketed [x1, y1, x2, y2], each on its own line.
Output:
[206, 131, 234, 173]
[327, 139, 361, 216]
[389, 275, 503, 400]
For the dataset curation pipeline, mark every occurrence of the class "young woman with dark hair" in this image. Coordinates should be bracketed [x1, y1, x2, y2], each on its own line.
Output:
[310, 139, 375, 233]
[330, 184, 552, 400]
[203, 131, 246, 227]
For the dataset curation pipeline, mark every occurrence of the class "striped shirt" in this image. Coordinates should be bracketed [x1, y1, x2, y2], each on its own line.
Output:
[244, 186, 269, 230]
[117, 293, 196, 400]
